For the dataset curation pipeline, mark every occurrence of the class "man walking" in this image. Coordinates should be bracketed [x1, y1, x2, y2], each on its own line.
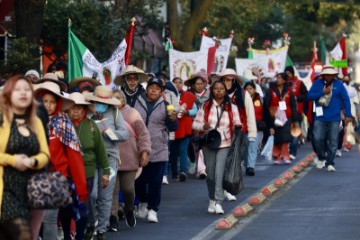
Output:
[308, 65, 351, 172]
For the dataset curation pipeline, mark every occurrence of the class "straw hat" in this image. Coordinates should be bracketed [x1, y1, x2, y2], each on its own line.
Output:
[291, 123, 302, 137]
[114, 65, 148, 86]
[85, 85, 120, 105]
[35, 81, 75, 111]
[69, 77, 101, 90]
[184, 71, 209, 87]
[68, 92, 92, 106]
[218, 68, 242, 82]
[243, 69, 258, 80]
[320, 65, 338, 75]
[37, 73, 68, 92]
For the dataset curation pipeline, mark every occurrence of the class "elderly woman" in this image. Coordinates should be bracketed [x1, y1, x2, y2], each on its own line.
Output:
[35, 78, 88, 240]
[67, 92, 110, 239]
[109, 89, 151, 229]
[85, 85, 128, 240]
[134, 77, 178, 223]
[0, 75, 49, 240]
[114, 65, 148, 107]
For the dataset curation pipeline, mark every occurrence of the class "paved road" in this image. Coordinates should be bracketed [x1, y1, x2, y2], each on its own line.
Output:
[105, 143, 360, 240]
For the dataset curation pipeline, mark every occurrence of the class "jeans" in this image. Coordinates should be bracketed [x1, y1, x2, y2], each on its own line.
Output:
[135, 162, 165, 212]
[245, 139, 257, 169]
[88, 156, 118, 234]
[202, 147, 230, 204]
[169, 137, 190, 177]
[313, 120, 340, 166]
[42, 209, 59, 240]
[289, 136, 298, 156]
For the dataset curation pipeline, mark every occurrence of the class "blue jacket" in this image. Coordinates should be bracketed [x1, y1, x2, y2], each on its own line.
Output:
[308, 78, 351, 122]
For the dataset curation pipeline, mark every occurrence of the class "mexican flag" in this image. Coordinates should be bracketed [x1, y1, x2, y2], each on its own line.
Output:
[329, 34, 347, 75]
[68, 26, 127, 85]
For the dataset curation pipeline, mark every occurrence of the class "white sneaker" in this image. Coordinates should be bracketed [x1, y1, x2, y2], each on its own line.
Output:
[147, 209, 158, 223]
[316, 160, 325, 169]
[336, 150, 342, 157]
[162, 176, 169, 185]
[224, 190, 237, 201]
[327, 165, 336, 172]
[208, 200, 215, 213]
[290, 154, 296, 160]
[214, 203, 224, 214]
[342, 147, 349, 152]
[188, 162, 196, 174]
[136, 202, 148, 219]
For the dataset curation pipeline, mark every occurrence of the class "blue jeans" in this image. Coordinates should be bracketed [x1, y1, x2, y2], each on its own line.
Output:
[313, 120, 340, 166]
[135, 162, 165, 211]
[289, 136, 298, 156]
[169, 137, 190, 177]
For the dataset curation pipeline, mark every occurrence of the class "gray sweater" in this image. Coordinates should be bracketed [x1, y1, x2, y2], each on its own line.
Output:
[92, 106, 129, 160]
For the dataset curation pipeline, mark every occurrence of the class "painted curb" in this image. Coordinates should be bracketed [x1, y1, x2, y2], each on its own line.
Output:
[233, 203, 254, 217]
[261, 184, 278, 196]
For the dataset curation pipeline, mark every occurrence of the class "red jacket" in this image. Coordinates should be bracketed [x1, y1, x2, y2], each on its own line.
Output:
[289, 76, 307, 114]
[253, 94, 263, 121]
[269, 84, 295, 119]
[49, 136, 88, 202]
[175, 91, 196, 139]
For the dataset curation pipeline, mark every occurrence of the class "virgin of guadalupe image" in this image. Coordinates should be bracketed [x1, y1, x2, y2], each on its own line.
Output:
[179, 62, 191, 80]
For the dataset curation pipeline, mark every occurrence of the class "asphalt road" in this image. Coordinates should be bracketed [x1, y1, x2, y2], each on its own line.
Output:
[105, 143, 360, 240]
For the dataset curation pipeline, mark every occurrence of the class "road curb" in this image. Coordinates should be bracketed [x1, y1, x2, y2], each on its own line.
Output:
[215, 153, 315, 230]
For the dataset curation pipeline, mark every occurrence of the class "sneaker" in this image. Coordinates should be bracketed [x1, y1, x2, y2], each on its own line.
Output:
[290, 154, 296, 160]
[108, 215, 118, 232]
[246, 167, 255, 176]
[136, 202, 148, 219]
[57, 227, 64, 240]
[179, 172, 187, 182]
[97, 232, 106, 240]
[342, 147, 349, 152]
[208, 200, 216, 213]
[188, 162, 196, 174]
[283, 159, 291, 165]
[125, 210, 136, 228]
[84, 225, 95, 240]
[336, 149, 342, 157]
[224, 190, 237, 201]
[316, 160, 325, 169]
[273, 160, 281, 165]
[198, 171, 207, 179]
[327, 165, 336, 172]
[162, 176, 169, 185]
[147, 209, 158, 223]
[214, 203, 224, 214]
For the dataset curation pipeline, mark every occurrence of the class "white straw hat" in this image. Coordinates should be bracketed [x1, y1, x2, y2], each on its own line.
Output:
[114, 65, 148, 86]
[320, 65, 338, 75]
[85, 85, 120, 105]
[68, 92, 92, 106]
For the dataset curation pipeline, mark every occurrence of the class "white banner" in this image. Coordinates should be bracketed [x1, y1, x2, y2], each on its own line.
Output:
[169, 49, 208, 82]
[200, 36, 232, 74]
[247, 46, 288, 78]
[82, 39, 127, 85]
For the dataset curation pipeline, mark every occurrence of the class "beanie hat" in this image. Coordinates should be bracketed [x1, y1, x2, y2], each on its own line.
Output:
[284, 66, 294, 75]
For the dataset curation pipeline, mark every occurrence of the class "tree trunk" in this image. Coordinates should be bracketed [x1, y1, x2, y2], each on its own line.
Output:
[167, 0, 213, 51]
[14, 0, 46, 57]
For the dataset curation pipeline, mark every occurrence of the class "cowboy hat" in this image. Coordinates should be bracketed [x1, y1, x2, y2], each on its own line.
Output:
[68, 92, 92, 106]
[69, 77, 101, 90]
[184, 71, 209, 87]
[35, 81, 75, 111]
[218, 69, 241, 82]
[243, 69, 258, 81]
[114, 65, 148, 86]
[291, 123, 302, 137]
[320, 65, 338, 75]
[85, 85, 120, 105]
[37, 73, 68, 92]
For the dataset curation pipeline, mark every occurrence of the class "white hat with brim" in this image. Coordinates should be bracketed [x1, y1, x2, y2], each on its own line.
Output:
[37, 73, 68, 92]
[243, 69, 258, 80]
[69, 77, 101, 90]
[25, 69, 40, 79]
[35, 81, 75, 111]
[114, 65, 148, 86]
[320, 65, 338, 75]
[218, 68, 242, 82]
[85, 85, 120, 106]
[68, 92, 92, 106]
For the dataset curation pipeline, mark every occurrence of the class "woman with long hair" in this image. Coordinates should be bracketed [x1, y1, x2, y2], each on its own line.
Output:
[0, 75, 49, 240]
[193, 80, 241, 214]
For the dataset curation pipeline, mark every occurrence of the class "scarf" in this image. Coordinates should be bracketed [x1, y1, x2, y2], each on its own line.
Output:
[49, 111, 81, 152]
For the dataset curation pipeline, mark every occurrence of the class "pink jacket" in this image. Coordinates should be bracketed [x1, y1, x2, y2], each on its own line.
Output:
[119, 105, 151, 171]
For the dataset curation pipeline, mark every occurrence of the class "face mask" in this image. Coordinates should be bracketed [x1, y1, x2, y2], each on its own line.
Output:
[95, 103, 108, 114]
[265, 83, 270, 89]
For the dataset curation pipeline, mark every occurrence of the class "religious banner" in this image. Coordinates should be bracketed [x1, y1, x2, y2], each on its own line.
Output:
[245, 46, 288, 78]
[200, 35, 232, 74]
[169, 49, 208, 82]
